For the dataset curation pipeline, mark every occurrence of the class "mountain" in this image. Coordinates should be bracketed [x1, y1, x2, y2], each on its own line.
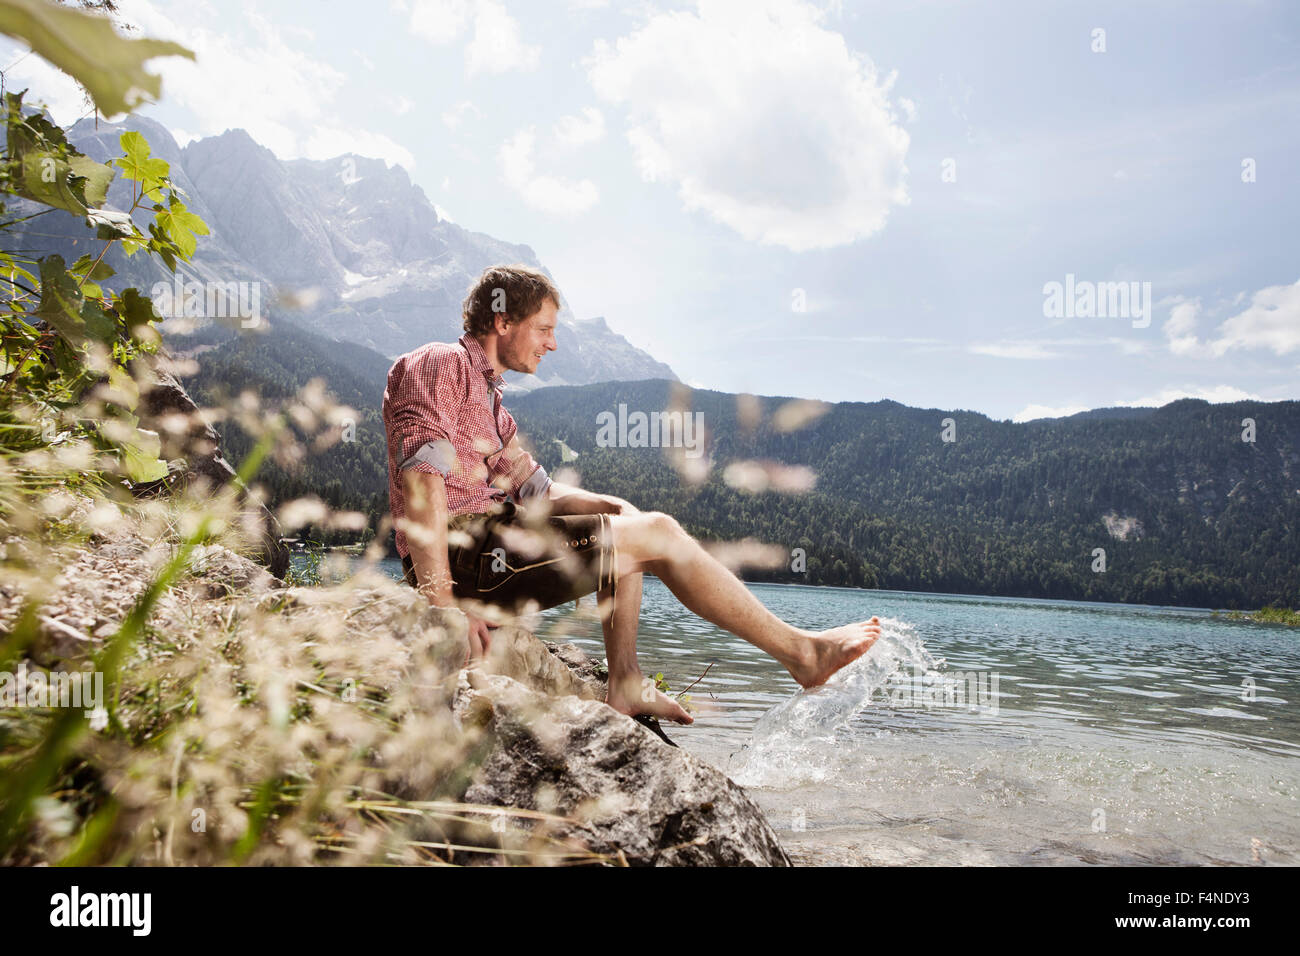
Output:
[4, 108, 676, 389]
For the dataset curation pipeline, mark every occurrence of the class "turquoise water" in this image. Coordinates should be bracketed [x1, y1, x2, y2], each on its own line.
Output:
[308, 553, 1300, 866]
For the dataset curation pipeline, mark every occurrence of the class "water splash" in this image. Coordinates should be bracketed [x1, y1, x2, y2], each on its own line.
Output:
[729, 616, 941, 787]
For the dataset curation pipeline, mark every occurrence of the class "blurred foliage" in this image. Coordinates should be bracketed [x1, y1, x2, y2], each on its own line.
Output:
[286, 545, 323, 587]
[2, 90, 209, 490]
[0, 0, 193, 117]
[0, 78, 576, 865]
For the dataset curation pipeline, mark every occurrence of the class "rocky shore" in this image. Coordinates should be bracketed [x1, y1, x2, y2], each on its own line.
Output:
[0, 507, 790, 865]
[0, 351, 790, 866]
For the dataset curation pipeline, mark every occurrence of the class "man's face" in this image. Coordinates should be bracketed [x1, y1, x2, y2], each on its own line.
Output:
[497, 299, 558, 375]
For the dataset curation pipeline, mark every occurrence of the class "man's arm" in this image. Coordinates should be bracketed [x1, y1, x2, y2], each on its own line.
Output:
[401, 468, 496, 660]
[400, 468, 456, 606]
[494, 423, 637, 515]
[547, 478, 638, 516]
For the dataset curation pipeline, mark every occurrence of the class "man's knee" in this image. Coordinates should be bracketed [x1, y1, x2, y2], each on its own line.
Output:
[614, 510, 687, 555]
[646, 509, 685, 531]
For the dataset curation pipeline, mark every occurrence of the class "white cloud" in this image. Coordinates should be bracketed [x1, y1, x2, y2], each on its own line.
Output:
[553, 106, 605, 148]
[303, 128, 416, 170]
[1158, 280, 1300, 358]
[1012, 384, 1267, 422]
[401, 0, 538, 75]
[1209, 279, 1300, 356]
[109, 0, 381, 164]
[585, 0, 910, 251]
[1163, 297, 1205, 357]
[1012, 403, 1089, 422]
[1119, 384, 1265, 407]
[499, 127, 598, 215]
[0, 41, 92, 125]
[970, 342, 1061, 360]
[466, 0, 540, 75]
[402, 0, 473, 44]
[441, 100, 481, 129]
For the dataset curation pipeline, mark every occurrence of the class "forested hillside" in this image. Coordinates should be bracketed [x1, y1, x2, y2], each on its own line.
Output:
[179, 327, 1300, 609]
[509, 382, 1300, 608]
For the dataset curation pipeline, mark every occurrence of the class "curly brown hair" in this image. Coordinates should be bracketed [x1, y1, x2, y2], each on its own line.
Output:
[461, 264, 561, 336]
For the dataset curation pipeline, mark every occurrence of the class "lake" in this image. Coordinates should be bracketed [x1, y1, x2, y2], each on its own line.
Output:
[304, 554, 1300, 866]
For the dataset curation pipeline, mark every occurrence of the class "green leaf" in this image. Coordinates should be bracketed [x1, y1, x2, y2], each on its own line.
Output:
[114, 130, 168, 200]
[105, 364, 140, 411]
[154, 197, 207, 260]
[0, 0, 194, 118]
[0, 256, 37, 291]
[0, 346, 25, 377]
[146, 221, 178, 272]
[88, 206, 135, 239]
[97, 414, 169, 483]
[35, 254, 87, 344]
[119, 432, 169, 483]
[70, 253, 115, 281]
[118, 287, 160, 336]
[19, 152, 86, 216]
[78, 297, 116, 344]
[67, 152, 113, 207]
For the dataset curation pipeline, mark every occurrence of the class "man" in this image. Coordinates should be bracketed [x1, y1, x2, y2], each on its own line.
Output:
[383, 264, 881, 726]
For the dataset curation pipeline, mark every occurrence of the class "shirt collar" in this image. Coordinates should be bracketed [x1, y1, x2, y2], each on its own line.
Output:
[459, 332, 505, 391]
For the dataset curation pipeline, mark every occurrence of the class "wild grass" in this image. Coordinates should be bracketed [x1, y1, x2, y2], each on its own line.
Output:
[0, 373, 609, 866]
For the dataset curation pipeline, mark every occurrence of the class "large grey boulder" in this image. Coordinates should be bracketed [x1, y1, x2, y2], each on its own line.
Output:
[457, 670, 792, 866]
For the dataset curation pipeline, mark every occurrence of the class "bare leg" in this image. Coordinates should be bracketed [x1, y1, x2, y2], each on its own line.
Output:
[610, 512, 881, 688]
[597, 570, 693, 724]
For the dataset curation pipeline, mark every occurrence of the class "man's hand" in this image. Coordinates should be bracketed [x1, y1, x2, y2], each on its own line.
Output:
[464, 611, 495, 664]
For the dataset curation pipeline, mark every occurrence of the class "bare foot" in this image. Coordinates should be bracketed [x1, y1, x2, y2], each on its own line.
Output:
[787, 616, 882, 688]
[606, 673, 694, 725]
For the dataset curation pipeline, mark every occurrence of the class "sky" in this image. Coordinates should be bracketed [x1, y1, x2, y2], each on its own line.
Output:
[3, 0, 1298, 421]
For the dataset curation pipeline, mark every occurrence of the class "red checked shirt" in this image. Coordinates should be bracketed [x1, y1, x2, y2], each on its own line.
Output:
[382, 331, 551, 558]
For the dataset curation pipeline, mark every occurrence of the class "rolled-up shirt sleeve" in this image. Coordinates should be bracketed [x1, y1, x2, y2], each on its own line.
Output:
[388, 349, 467, 478]
[496, 413, 552, 502]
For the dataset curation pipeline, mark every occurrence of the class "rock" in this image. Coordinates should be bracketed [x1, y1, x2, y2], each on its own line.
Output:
[481, 626, 602, 700]
[1, 526, 182, 666]
[457, 671, 792, 866]
[186, 543, 285, 599]
[260, 584, 469, 710]
[543, 640, 608, 699]
[136, 353, 290, 579]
